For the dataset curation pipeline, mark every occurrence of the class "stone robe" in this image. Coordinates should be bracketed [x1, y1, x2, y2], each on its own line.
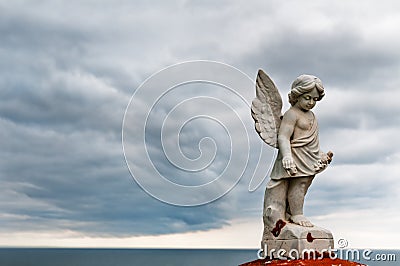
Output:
[270, 114, 322, 180]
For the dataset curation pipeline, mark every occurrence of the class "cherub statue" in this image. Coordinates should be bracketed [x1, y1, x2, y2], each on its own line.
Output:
[251, 70, 333, 233]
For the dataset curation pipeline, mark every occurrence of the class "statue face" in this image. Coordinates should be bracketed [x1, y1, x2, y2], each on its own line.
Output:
[295, 87, 319, 111]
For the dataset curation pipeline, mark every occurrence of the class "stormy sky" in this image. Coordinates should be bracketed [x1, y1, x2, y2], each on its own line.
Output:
[1, 0, 399, 248]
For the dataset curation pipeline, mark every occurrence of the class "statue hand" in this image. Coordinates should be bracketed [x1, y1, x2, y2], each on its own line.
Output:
[320, 151, 333, 164]
[282, 155, 297, 176]
[315, 151, 334, 173]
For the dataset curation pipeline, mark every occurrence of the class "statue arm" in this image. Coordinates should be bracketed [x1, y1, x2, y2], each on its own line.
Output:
[278, 109, 297, 175]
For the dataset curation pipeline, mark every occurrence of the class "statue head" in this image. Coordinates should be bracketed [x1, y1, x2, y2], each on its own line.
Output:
[288, 75, 325, 106]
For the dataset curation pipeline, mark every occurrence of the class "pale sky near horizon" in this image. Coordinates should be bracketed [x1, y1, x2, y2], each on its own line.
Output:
[1, 0, 400, 249]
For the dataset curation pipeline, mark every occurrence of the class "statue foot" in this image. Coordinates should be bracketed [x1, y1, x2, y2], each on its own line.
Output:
[290, 214, 313, 227]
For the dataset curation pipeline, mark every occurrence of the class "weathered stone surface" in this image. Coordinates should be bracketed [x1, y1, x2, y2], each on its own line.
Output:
[253, 71, 333, 229]
[261, 223, 333, 259]
[252, 71, 335, 259]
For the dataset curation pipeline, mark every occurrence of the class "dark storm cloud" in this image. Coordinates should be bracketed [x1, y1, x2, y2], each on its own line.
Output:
[0, 117, 233, 236]
[242, 29, 399, 89]
[0, 0, 244, 236]
[0, 0, 399, 240]
[239, 29, 400, 133]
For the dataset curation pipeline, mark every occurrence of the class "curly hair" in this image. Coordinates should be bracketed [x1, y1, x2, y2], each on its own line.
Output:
[288, 74, 325, 106]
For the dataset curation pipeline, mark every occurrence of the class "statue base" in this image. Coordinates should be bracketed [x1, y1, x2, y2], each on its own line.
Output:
[261, 222, 334, 259]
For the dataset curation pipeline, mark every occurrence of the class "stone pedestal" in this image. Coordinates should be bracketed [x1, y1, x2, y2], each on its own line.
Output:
[261, 222, 334, 259]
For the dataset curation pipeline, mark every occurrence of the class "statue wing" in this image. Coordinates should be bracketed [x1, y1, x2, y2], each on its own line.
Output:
[251, 69, 283, 148]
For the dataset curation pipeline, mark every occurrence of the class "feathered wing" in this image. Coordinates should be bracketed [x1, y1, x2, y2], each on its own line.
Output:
[251, 69, 283, 148]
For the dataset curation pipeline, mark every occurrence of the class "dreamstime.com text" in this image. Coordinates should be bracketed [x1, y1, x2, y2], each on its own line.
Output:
[257, 244, 397, 262]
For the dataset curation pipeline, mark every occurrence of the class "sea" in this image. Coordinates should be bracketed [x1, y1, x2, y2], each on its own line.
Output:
[0, 248, 398, 266]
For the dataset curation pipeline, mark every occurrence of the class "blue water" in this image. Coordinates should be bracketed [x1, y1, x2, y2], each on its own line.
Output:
[0, 248, 398, 266]
[0, 249, 255, 266]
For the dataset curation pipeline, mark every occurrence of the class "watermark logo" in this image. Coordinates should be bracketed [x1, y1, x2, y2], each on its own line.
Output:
[256, 238, 397, 262]
[122, 61, 275, 206]
[337, 238, 348, 248]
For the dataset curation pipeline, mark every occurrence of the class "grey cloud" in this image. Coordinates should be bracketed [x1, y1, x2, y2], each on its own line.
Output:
[1, 0, 400, 240]
[241, 28, 399, 91]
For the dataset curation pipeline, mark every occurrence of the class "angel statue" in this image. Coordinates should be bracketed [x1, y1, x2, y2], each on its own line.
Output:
[251, 70, 333, 239]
